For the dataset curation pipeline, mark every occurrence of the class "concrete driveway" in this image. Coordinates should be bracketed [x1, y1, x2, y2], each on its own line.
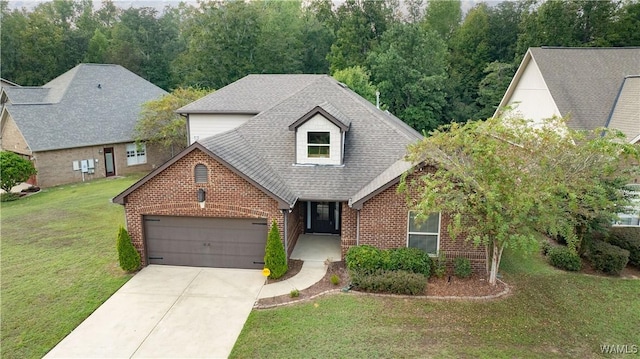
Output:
[44, 265, 265, 358]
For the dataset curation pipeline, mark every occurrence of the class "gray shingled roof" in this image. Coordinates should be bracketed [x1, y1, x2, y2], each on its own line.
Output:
[177, 74, 322, 114]
[606, 76, 640, 143]
[197, 75, 422, 204]
[529, 47, 640, 131]
[3, 64, 167, 152]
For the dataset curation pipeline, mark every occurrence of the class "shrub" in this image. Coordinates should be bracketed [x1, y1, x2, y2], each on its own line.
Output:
[547, 246, 582, 271]
[0, 192, 20, 202]
[345, 245, 383, 274]
[540, 240, 552, 256]
[264, 220, 288, 279]
[330, 274, 340, 286]
[117, 226, 140, 272]
[350, 270, 427, 295]
[453, 257, 472, 278]
[431, 252, 447, 278]
[0, 151, 37, 193]
[289, 289, 300, 298]
[386, 247, 431, 276]
[589, 240, 629, 275]
[609, 227, 640, 267]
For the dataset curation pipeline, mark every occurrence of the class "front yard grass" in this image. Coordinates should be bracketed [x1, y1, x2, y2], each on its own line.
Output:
[232, 250, 640, 358]
[1, 175, 141, 359]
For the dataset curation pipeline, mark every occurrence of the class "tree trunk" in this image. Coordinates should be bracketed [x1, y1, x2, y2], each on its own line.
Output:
[488, 242, 505, 286]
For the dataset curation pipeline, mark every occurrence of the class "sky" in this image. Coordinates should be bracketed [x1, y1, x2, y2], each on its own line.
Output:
[7, 0, 493, 13]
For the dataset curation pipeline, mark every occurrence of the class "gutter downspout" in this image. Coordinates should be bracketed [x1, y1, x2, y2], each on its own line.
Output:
[356, 209, 360, 246]
[282, 209, 289, 255]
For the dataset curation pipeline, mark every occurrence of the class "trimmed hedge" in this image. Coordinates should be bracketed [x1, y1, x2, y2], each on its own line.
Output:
[547, 246, 582, 272]
[387, 247, 431, 276]
[453, 257, 472, 278]
[345, 246, 431, 276]
[609, 227, 640, 267]
[345, 245, 384, 274]
[589, 239, 629, 276]
[350, 269, 427, 295]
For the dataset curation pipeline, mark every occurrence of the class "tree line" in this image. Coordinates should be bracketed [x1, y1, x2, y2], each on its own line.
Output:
[2, 0, 639, 132]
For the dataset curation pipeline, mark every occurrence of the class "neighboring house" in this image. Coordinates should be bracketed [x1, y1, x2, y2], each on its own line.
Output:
[1, 78, 20, 88]
[113, 75, 485, 271]
[497, 47, 640, 140]
[0, 64, 171, 188]
[497, 47, 640, 226]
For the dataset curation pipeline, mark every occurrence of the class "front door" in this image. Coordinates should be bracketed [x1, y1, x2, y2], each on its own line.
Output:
[104, 147, 115, 177]
[307, 201, 341, 234]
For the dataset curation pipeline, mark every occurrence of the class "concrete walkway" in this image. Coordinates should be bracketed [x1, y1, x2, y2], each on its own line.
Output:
[258, 234, 341, 299]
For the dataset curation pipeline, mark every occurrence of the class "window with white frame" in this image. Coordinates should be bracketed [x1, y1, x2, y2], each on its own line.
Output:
[407, 211, 440, 255]
[307, 132, 330, 158]
[126, 143, 146, 166]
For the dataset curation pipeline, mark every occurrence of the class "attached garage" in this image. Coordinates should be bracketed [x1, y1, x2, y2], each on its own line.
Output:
[143, 216, 268, 269]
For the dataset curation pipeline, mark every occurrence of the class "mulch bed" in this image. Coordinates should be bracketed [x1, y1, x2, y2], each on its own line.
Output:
[256, 261, 507, 308]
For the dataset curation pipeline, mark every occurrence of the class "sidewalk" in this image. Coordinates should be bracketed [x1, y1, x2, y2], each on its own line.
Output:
[257, 260, 327, 299]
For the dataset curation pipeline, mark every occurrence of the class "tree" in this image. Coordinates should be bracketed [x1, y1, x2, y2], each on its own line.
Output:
[423, 0, 461, 41]
[401, 116, 639, 285]
[476, 61, 515, 119]
[116, 226, 140, 272]
[368, 22, 448, 132]
[134, 87, 209, 156]
[0, 151, 37, 193]
[327, 0, 396, 73]
[332, 66, 377, 105]
[446, 3, 491, 123]
[264, 220, 288, 280]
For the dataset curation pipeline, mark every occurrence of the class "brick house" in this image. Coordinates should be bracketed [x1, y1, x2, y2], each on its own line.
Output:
[113, 75, 486, 272]
[0, 64, 170, 188]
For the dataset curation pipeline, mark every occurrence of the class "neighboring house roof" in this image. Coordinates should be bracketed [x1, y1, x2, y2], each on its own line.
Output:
[498, 47, 640, 133]
[606, 76, 640, 143]
[1, 78, 20, 87]
[177, 74, 323, 114]
[1, 64, 167, 152]
[117, 74, 422, 207]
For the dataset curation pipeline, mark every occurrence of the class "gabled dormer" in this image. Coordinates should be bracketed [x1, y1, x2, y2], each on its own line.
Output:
[289, 102, 350, 165]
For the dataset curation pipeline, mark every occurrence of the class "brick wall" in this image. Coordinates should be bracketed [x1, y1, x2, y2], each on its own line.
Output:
[123, 148, 284, 265]
[32, 142, 171, 188]
[1, 116, 31, 156]
[343, 173, 487, 274]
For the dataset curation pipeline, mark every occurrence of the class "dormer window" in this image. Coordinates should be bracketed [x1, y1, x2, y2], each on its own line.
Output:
[308, 132, 330, 158]
[289, 102, 351, 166]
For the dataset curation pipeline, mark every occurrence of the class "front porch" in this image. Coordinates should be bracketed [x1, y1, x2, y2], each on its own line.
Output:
[290, 234, 342, 263]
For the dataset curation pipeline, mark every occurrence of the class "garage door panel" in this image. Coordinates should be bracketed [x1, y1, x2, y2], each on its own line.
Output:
[144, 216, 267, 269]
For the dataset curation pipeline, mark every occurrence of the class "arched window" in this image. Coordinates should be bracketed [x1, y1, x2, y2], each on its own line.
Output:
[194, 164, 208, 183]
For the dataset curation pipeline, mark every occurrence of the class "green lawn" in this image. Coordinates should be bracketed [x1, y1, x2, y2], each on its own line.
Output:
[232, 251, 640, 358]
[1, 175, 141, 359]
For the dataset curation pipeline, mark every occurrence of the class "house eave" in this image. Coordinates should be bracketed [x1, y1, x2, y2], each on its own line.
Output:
[112, 142, 294, 209]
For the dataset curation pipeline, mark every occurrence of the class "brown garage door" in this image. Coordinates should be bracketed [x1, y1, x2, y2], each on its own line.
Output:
[143, 216, 268, 269]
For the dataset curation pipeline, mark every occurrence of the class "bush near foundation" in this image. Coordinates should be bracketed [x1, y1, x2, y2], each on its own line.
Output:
[264, 220, 288, 279]
[350, 269, 426, 295]
[117, 226, 140, 272]
[453, 257, 472, 278]
[345, 246, 431, 276]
